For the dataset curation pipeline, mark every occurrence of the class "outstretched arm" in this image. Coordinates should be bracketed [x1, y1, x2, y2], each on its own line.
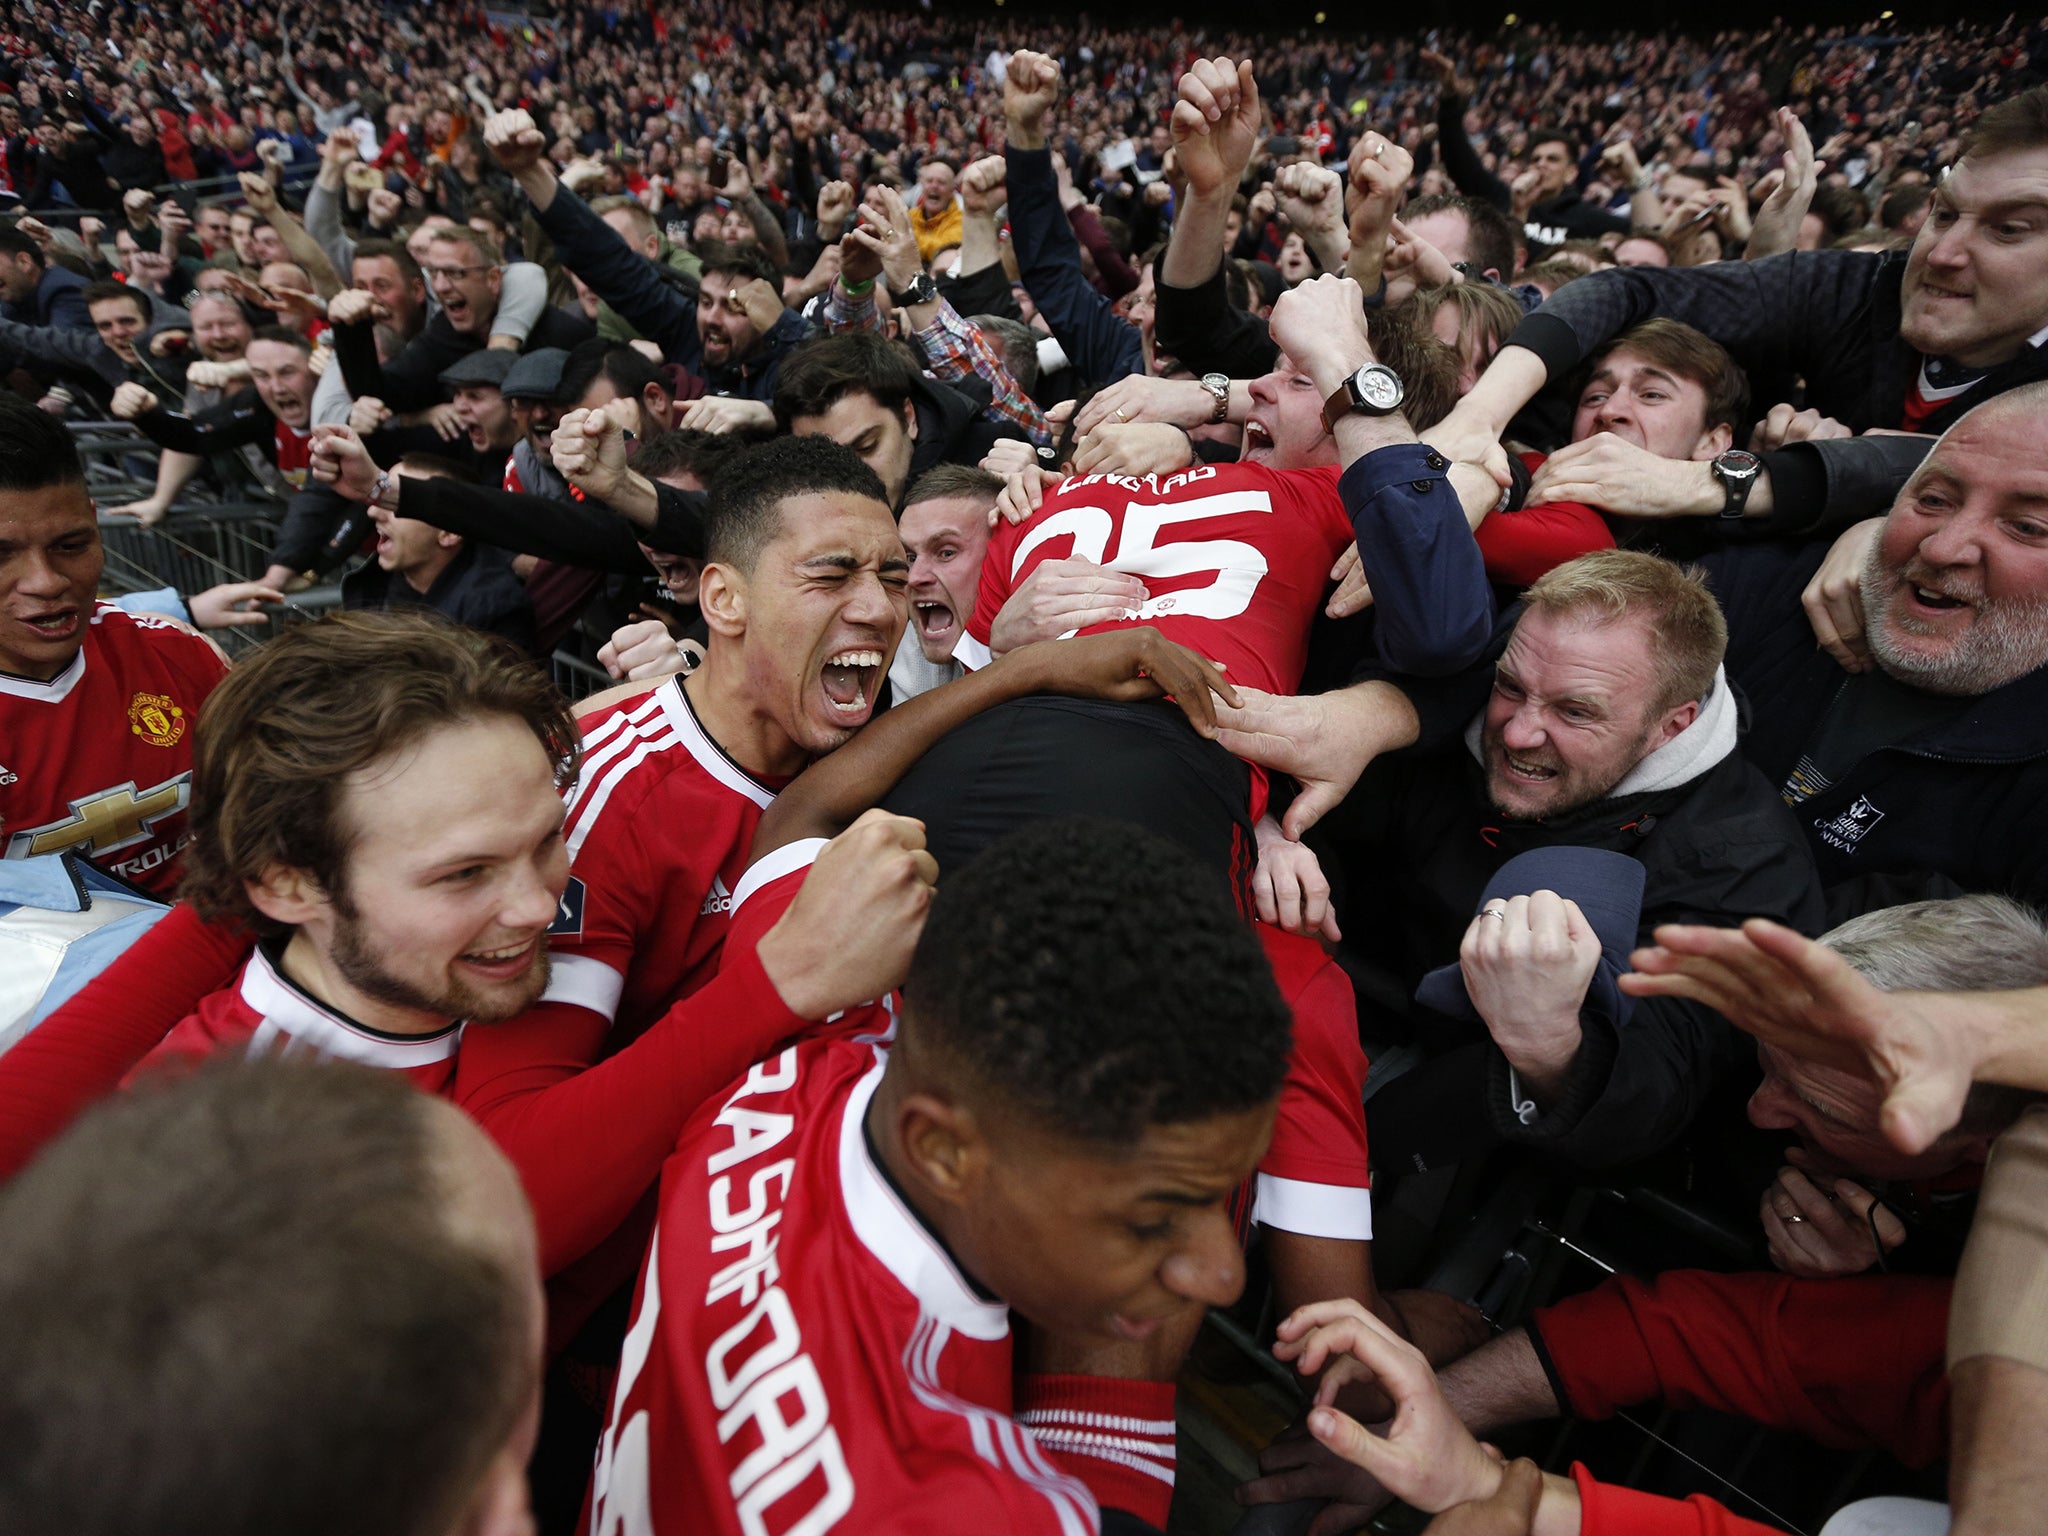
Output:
[751, 629, 1238, 858]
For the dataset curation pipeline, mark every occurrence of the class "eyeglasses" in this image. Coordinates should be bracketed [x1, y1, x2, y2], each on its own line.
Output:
[422, 262, 492, 281]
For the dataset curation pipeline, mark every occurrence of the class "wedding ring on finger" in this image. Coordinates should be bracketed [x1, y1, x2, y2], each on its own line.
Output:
[1481, 906, 1507, 921]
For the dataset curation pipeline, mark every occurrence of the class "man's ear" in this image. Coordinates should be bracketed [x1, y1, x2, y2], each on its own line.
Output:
[901, 396, 919, 443]
[436, 527, 463, 551]
[246, 863, 333, 929]
[1694, 421, 1734, 460]
[699, 560, 748, 639]
[1650, 697, 1700, 747]
[895, 1092, 988, 1210]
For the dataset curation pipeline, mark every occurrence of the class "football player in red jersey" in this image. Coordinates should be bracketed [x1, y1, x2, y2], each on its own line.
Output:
[591, 818, 1294, 1536]
[0, 393, 228, 894]
[894, 268, 1497, 897]
[12, 611, 932, 1284]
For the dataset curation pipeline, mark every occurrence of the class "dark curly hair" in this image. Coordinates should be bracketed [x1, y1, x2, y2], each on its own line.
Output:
[902, 818, 1293, 1144]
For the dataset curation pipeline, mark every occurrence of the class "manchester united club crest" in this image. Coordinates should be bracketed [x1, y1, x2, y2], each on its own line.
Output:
[127, 692, 187, 748]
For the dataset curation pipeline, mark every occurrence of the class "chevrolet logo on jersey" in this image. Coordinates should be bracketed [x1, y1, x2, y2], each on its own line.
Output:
[7, 773, 192, 860]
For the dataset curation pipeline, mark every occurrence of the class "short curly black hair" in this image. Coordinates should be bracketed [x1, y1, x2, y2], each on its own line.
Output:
[704, 434, 889, 572]
[903, 818, 1292, 1145]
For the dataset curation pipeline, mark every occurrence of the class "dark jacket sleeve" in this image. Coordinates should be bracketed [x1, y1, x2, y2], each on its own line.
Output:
[268, 484, 362, 575]
[1434, 92, 1511, 212]
[939, 259, 1026, 324]
[130, 396, 275, 456]
[397, 477, 654, 573]
[1741, 433, 1936, 540]
[1004, 146, 1145, 385]
[331, 316, 386, 403]
[363, 322, 475, 415]
[650, 481, 709, 556]
[1343, 444, 1494, 677]
[1154, 264, 1279, 380]
[1488, 761, 1827, 1165]
[531, 184, 702, 372]
[1507, 252, 1884, 410]
[0, 312, 111, 381]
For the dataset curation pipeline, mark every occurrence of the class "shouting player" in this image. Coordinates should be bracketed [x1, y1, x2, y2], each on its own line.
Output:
[590, 817, 1295, 1535]
[0, 393, 227, 893]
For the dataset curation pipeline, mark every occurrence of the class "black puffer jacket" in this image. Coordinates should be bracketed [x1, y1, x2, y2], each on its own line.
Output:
[1333, 737, 1824, 1171]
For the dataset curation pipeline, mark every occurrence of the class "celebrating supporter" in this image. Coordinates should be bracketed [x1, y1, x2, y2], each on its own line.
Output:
[891, 462, 1003, 701]
[0, 277, 189, 412]
[339, 455, 538, 654]
[329, 225, 591, 415]
[1435, 86, 2048, 537]
[111, 325, 322, 491]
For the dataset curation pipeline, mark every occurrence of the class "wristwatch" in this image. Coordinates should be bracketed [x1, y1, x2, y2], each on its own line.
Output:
[1199, 371, 1231, 423]
[888, 271, 940, 307]
[1321, 363, 1405, 432]
[1711, 449, 1762, 518]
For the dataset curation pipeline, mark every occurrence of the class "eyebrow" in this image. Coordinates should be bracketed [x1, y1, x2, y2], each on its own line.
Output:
[1137, 1188, 1223, 1208]
[421, 812, 565, 871]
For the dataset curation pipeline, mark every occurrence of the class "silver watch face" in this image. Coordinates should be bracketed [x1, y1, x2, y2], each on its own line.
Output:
[1355, 365, 1404, 411]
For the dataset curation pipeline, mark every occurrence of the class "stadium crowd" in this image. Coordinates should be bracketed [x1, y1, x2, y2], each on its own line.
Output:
[6, 1, 2048, 1533]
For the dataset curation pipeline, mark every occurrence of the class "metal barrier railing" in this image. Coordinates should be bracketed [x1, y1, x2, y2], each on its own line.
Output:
[76, 421, 613, 698]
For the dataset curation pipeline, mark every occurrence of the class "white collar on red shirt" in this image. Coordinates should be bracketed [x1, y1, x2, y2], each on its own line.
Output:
[838, 1058, 1011, 1341]
[0, 643, 84, 701]
[658, 674, 778, 810]
[0, 603, 110, 701]
[240, 940, 465, 1070]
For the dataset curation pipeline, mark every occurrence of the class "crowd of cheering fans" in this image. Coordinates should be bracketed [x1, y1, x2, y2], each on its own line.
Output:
[5, 2, 2048, 1533]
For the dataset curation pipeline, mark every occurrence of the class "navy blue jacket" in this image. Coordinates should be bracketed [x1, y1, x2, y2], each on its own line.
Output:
[1702, 538, 2048, 909]
[1, 263, 92, 332]
[1003, 146, 1145, 386]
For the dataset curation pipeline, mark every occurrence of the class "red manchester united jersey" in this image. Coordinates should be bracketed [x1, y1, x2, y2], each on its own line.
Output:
[721, 850, 1372, 1244]
[588, 1038, 1108, 1536]
[556, 676, 788, 1038]
[136, 940, 466, 1092]
[0, 603, 228, 894]
[964, 462, 1353, 697]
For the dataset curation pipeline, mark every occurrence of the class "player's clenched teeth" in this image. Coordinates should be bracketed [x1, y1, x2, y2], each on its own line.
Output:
[822, 649, 883, 714]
